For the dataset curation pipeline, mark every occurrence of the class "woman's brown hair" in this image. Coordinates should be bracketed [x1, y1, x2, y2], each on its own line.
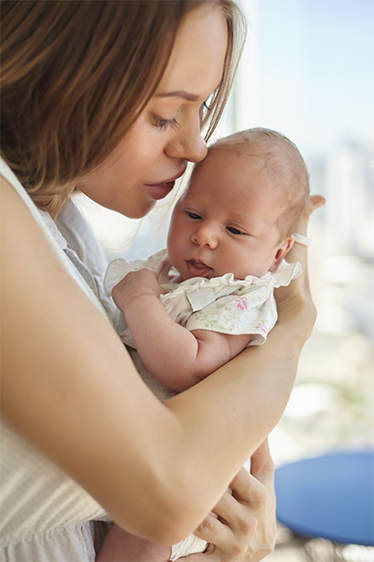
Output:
[0, 0, 246, 212]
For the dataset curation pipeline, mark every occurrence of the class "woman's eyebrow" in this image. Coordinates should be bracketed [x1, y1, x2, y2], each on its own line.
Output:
[155, 90, 200, 102]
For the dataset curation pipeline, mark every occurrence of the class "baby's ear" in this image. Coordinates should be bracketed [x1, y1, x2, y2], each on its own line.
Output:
[269, 235, 295, 271]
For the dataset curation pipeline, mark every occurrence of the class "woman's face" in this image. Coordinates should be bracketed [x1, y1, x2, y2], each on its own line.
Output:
[76, 7, 228, 218]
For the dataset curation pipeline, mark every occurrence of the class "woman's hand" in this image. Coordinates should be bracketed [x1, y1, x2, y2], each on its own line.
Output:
[275, 194, 325, 340]
[112, 268, 165, 312]
[187, 439, 277, 562]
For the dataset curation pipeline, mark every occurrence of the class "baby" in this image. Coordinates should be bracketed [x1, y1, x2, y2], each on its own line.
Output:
[98, 128, 310, 561]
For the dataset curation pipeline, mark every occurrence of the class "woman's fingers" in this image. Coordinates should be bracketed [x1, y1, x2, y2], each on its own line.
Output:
[309, 193, 326, 212]
[192, 495, 274, 561]
[195, 510, 232, 545]
[194, 508, 255, 561]
[220, 440, 275, 509]
[274, 193, 325, 335]
[249, 438, 275, 488]
[229, 468, 266, 510]
[189, 441, 277, 561]
[296, 193, 326, 235]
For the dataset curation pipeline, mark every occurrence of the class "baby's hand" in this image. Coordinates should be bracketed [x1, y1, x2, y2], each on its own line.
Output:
[157, 256, 174, 284]
[112, 268, 165, 312]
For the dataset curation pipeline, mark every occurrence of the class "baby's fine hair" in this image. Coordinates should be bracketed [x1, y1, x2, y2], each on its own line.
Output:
[209, 127, 310, 240]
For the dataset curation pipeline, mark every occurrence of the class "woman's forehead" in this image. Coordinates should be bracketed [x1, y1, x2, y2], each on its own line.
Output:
[155, 7, 227, 101]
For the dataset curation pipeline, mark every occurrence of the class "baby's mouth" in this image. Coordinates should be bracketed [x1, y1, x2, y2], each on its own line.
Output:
[186, 259, 213, 278]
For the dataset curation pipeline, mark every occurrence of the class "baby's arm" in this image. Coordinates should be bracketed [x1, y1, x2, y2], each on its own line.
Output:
[112, 269, 252, 392]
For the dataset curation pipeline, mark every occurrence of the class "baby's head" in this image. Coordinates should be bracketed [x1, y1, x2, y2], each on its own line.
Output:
[209, 128, 310, 241]
[167, 127, 309, 280]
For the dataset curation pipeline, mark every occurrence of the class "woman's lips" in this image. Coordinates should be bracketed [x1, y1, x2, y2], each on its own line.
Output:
[186, 259, 213, 278]
[145, 180, 175, 201]
[145, 170, 185, 201]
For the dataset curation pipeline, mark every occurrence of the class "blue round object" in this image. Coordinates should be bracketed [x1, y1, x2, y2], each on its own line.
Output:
[274, 450, 374, 546]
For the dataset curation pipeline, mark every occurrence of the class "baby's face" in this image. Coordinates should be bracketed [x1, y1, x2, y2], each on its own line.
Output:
[167, 149, 292, 280]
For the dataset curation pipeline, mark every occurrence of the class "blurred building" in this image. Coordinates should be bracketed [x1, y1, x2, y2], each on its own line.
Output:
[324, 140, 374, 261]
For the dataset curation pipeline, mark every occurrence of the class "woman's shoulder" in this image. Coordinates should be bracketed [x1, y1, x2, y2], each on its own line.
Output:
[0, 158, 71, 257]
[0, 159, 110, 319]
[0, 168, 41, 247]
[0, 158, 47, 229]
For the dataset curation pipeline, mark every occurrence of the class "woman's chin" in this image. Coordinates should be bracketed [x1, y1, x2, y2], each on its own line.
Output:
[120, 200, 157, 219]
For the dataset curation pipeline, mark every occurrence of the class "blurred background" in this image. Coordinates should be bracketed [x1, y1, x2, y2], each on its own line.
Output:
[76, 1, 373, 557]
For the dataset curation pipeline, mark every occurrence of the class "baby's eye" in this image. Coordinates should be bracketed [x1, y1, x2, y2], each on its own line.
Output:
[187, 211, 202, 220]
[227, 226, 244, 235]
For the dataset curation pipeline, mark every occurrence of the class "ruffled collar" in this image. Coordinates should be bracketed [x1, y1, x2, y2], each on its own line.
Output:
[160, 259, 301, 312]
[164, 259, 301, 293]
[104, 248, 301, 303]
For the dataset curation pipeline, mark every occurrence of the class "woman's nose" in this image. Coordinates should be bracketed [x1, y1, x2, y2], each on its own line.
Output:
[192, 224, 218, 249]
[165, 120, 208, 163]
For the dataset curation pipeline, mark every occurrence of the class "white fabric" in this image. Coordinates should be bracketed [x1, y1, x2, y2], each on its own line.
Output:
[105, 250, 301, 403]
[0, 158, 115, 561]
[0, 159, 111, 321]
[56, 198, 121, 328]
[105, 249, 301, 348]
[105, 250, 301, 560]
[105, 249, 300, 402]
[170, 533, 208, 561]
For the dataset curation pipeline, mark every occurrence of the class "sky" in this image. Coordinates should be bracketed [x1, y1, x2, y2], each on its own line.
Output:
[231, 0, 374, 158]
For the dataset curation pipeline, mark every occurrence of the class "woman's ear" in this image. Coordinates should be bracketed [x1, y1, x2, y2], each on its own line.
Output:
[269, 235, 295, 271]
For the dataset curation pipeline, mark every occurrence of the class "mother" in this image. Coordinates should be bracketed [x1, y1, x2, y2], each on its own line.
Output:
[0, 2, 320, 561]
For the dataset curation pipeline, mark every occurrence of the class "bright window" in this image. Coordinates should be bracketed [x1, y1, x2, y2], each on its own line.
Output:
[77, 0, 374, 463]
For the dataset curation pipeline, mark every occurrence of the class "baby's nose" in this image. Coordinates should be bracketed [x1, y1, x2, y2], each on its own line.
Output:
[192, 225, 218, 248]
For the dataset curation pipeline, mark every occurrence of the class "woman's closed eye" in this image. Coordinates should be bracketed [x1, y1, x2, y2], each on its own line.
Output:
[200, 100, 211, 122]
[152, 114, 179, 131]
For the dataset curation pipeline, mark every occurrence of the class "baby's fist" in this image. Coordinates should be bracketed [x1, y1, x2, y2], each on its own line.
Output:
[112, 268, 164, 312]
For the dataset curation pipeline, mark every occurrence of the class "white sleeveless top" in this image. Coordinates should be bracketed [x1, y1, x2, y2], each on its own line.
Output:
[0, 159, 118, 561]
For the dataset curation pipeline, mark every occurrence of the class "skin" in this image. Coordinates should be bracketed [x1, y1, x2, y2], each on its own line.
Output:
[167, 149, 295, 280]
[1, 168, 324, 558]
[111, 149, 295, 389]
[75, 6, 226, 219]
[101, 148, 298, 561]
[0, 3, 326, 560]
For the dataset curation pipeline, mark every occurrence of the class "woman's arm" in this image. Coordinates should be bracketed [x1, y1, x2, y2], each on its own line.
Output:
[1, 177, 321, 546]
[112, 270, 251, 390]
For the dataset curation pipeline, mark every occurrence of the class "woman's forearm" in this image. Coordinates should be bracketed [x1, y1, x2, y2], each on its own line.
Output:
[167, 310, 308, 473]
[2, 179, 316, 547]
[121, 292, 310, 540]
